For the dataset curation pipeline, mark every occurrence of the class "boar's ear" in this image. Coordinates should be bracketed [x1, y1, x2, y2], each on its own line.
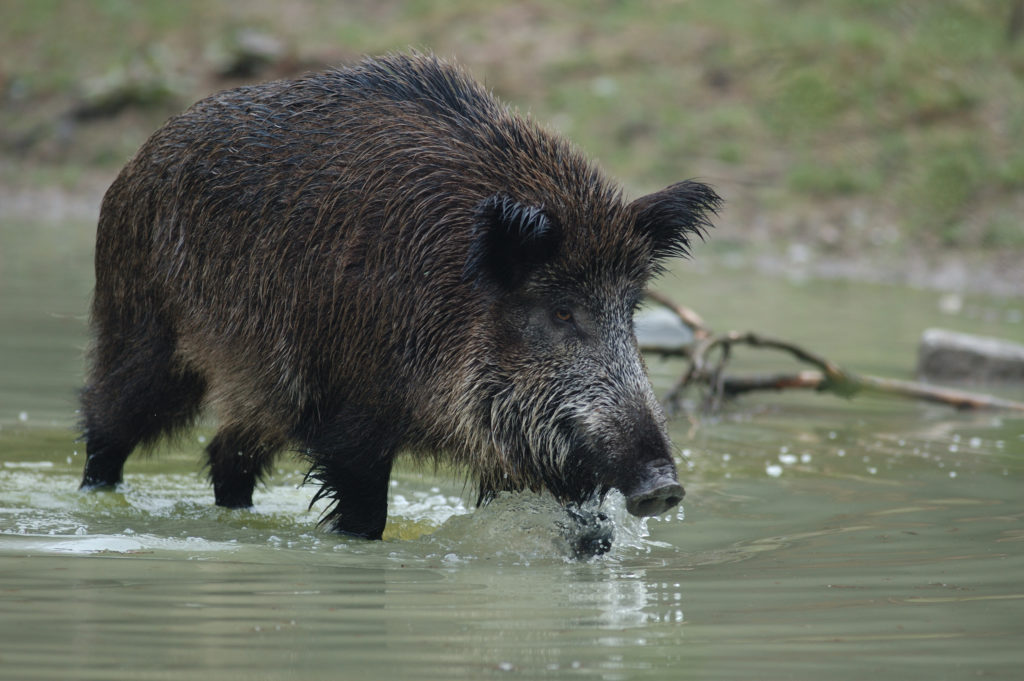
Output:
[465, 193, 561, 291]
[629, 180, 721, 264]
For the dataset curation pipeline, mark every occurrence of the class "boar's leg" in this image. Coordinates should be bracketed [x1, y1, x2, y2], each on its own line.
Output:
[312, 454, 395, 540]
[299, 416, 398, 540]
[79, 431, 134, 491]
[206, 425, 282, 508]
[80, 330, 205, 490]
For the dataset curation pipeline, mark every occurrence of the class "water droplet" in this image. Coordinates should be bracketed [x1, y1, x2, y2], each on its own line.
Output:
[939, 293, 962, 315]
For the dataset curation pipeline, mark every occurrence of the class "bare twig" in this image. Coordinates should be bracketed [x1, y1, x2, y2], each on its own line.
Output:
[719, 371, 825, 394]
[721, 371, 1024, 412]
[641, 289, 1024, 414]
[856, 374, 1024, 412]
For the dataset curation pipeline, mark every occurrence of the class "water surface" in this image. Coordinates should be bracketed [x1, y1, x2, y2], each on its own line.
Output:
[2, 214, 1023, 680]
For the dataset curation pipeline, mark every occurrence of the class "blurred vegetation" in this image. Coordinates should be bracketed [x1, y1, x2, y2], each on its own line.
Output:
[1, 0, 1022, 253]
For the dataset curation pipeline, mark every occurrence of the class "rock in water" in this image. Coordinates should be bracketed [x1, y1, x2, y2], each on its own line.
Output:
[917, 328, 1024, 383]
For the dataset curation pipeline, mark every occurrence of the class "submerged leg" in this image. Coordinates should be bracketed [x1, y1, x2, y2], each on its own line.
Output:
[80, 335, 205, 490]
[309, 455, 395, 539]
[206, 425, 282, 508]
[80, 432, 134, 490]
[299, 413, 399, 539]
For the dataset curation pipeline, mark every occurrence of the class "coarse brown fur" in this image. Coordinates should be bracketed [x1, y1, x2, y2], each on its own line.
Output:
[80, 52, 721, 539]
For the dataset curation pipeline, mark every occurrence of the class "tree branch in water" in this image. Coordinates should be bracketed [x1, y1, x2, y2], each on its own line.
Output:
[641, 290, 1024, 415]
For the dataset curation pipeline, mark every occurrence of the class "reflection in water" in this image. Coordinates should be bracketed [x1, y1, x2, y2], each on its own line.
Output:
[3, 415, 1023, 679]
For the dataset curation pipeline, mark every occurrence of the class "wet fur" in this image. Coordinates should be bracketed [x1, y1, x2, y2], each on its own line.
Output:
[81, 52, 720, 538]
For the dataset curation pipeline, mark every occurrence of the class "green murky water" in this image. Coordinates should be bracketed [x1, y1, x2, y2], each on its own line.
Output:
[2, 212, 1023, 680]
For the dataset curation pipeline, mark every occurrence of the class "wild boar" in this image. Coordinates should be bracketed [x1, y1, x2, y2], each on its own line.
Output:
[79, 52, 720, 539]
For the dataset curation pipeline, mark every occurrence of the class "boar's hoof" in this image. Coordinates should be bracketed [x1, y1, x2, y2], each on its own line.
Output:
[625, 482, 685, 518]
[79, 479, 118, 492]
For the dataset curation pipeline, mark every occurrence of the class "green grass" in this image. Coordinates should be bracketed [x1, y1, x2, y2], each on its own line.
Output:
[2, 0, 1022, 251]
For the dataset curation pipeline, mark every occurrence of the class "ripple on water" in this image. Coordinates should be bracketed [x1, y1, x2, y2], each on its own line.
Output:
[0, 465, 674, 563]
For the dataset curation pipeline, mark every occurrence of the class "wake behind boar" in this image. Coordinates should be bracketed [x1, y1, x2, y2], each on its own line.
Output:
[80, 52, 720, 540]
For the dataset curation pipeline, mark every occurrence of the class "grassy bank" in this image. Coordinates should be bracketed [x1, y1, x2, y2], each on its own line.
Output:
[2, 0, 1023, 256]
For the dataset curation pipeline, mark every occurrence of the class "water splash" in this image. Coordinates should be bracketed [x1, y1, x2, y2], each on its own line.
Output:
[1, 461, 675, 561]
[417, 490, 664, 563]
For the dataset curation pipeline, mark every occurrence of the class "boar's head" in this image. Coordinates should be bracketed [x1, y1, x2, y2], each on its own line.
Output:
[463, 180, 720, 517]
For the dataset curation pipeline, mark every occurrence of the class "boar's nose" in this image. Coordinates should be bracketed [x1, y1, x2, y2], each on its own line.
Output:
[625, 476, 685, 517]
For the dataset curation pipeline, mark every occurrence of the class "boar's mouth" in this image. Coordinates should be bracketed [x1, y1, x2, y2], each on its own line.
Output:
[479, 395, 685, 518]
[544, 422, 685, 518]
[561, 411, 685, 518]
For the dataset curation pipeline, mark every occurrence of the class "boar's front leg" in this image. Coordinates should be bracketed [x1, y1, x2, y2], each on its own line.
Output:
[307, 454, 395, 539]
[299, 415, 399, 539]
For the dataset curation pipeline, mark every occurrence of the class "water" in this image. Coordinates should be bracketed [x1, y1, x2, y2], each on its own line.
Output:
[2, 211, 1024, 680]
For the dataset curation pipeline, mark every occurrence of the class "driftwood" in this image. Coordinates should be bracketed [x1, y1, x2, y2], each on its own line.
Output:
[641, 290, 1024, 415]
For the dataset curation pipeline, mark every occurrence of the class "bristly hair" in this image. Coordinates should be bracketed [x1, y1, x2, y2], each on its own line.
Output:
[629, 180, 722, 268]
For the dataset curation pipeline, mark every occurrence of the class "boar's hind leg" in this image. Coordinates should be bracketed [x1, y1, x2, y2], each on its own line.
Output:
[206, 426, 282, 508]
[80, 333, 205, 490]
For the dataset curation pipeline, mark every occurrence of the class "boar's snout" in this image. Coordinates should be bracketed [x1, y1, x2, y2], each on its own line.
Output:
[623, 463, 685, 517]
[588, 398, 685, 517]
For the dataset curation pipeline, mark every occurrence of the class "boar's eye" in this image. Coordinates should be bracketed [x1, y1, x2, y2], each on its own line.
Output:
[554, 308, 574, 323]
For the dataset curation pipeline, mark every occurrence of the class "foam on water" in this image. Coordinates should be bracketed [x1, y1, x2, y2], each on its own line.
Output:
[1, 461, 672, 562]
[7, 533, 240, 555]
